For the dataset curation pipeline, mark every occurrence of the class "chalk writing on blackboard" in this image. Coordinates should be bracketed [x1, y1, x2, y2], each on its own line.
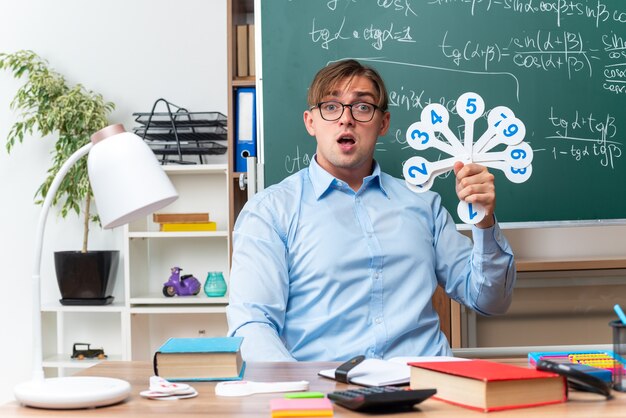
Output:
[261, 0, 626, 222]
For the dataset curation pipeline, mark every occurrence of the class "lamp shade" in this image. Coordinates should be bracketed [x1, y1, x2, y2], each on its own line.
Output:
[88, 124, 178, 228]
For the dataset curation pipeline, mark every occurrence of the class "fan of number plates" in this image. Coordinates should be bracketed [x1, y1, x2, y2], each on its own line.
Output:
[402, 92, 533, 224]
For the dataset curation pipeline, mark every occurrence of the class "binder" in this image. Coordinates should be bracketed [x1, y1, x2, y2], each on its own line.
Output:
[235, 87, 256, 172]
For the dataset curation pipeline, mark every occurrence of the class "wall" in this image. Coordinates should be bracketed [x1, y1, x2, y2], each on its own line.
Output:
[0, 0, 226, 404]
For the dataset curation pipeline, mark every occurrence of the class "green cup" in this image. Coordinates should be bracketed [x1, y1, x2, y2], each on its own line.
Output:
[204, 271, 227, 297]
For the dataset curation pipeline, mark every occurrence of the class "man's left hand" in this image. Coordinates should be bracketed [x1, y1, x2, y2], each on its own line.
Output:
[454, 162, 495, 229]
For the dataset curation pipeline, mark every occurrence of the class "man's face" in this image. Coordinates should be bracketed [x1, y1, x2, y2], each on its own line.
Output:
[303, 75, 390, 183]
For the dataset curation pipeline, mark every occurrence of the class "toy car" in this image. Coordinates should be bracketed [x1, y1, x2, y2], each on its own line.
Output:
[71, 343, 107, 360]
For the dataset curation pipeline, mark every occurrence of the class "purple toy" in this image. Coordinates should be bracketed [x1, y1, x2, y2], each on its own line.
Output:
[163, 266, 201, 297]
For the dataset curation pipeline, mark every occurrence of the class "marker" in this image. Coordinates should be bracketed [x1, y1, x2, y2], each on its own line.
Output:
[613, 304, 626, 325]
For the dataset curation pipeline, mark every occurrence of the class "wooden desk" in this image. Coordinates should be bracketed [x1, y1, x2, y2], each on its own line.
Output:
[1, 359, 624, 417]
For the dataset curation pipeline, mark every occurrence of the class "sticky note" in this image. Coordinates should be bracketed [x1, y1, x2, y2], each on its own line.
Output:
[270, 397, 333, 417]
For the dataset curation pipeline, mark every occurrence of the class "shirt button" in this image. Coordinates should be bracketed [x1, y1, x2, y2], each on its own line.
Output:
[375, 317, 382, 324]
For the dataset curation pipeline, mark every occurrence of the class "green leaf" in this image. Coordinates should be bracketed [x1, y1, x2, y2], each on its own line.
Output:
[0, 50, 114, 251]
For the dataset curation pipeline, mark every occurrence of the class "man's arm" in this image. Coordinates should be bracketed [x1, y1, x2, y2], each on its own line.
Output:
[226, 198, 296, 362]
[228, 319, 295, 362]
[466, 222, 516, 315]
[433, 208, 516, 315]
[435, 162, 516, 315]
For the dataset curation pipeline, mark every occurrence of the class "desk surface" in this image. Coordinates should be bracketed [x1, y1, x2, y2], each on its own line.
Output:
[1, 359, 623, 417]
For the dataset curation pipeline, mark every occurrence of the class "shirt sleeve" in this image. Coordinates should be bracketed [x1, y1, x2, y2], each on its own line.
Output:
[432, 197, 516, 316]
[226, 196, 297, 362]
[466, 219, 516, 315]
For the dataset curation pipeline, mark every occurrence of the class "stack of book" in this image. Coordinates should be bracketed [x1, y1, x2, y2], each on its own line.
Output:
[153, 212, 216, 232]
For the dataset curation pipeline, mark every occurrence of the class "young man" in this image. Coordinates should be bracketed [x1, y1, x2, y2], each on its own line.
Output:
[227, 59, 516, 361]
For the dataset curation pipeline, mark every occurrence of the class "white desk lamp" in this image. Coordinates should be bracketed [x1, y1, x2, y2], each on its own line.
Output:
[14, 124, 179, 409]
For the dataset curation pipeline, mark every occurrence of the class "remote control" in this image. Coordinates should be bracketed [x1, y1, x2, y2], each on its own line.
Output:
[327, 386, 436, 412]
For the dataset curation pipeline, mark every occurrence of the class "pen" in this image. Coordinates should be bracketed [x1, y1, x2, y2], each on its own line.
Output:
[613, 304, 626, 325]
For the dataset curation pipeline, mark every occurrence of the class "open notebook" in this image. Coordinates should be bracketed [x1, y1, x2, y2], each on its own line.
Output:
[318, 356, 469, 387]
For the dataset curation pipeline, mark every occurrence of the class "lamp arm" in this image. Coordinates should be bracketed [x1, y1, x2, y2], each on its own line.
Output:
[31, 142, 93, 381]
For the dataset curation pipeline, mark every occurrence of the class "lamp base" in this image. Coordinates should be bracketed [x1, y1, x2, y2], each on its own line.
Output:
[14, 376, 131, 409]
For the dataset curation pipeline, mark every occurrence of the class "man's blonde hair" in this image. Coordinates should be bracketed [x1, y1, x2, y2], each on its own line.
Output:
[307, 60, 389, 111]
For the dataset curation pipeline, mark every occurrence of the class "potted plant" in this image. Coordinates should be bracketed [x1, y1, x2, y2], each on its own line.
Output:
[0, 50, 119, 305]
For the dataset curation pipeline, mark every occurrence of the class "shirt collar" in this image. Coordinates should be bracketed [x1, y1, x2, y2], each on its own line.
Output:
[308, 156, 389, 199]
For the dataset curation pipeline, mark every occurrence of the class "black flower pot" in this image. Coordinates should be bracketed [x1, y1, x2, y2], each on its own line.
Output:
[54, 250, 119, 305]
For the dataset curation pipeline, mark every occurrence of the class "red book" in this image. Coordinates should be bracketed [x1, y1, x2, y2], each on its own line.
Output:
[409, 359, 567, 412]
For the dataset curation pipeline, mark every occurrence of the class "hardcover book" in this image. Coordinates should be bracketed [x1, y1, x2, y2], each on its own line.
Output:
[159, 222, 217, 232]
[409, 359, 566, 412]
[152, 212, 210, 223]
[236, 24, 249, 77]
[153, 337, 245, 381]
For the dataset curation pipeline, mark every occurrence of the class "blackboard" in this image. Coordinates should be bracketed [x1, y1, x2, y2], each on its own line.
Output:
[258, 0, 626, 224]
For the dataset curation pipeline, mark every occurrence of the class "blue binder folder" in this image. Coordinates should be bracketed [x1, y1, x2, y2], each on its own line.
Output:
[235, 87, 256, 172]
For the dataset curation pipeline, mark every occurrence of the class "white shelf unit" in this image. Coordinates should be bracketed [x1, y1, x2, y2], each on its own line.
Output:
[41, 303, 128, 377]
[41, 164, 233, 375]
[124, 164, 231, 361]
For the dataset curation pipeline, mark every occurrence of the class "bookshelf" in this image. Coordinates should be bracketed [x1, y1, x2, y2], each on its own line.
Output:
[40, 305, 127, 376]
[41, 165, 232, 373]
[227, 0, 255, 237]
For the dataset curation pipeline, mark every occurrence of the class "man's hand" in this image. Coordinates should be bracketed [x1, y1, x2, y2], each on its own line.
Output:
[454, 162, 495, 229]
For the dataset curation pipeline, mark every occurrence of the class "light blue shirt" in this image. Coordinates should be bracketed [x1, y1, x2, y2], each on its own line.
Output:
[227, 157, 516, 361]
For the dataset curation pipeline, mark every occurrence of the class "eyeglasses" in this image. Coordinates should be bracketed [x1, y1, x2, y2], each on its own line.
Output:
[311, 101, 379, 122]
